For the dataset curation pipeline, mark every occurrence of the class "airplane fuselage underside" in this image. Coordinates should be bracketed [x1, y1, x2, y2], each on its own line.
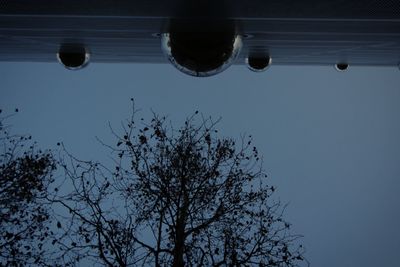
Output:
[1, 0, 399, 75]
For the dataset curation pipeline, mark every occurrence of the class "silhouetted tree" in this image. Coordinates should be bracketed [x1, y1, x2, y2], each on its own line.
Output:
[0, 112, 56, 266]
[53, 104, 306, 266]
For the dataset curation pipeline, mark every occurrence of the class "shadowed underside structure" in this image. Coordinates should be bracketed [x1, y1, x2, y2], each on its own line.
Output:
[1, 0, 399, 75]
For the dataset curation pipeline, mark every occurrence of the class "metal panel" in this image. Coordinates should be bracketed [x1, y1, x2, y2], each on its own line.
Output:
[0, 0, 399, 66]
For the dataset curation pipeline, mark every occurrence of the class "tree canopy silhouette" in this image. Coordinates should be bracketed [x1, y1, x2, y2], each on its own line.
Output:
[53, 105, 306, 266]
[0, 112, 56, 266]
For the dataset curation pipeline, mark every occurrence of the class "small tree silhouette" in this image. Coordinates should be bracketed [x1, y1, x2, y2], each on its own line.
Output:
[53, 105, 306, 266]
[0, 112, 56, 266]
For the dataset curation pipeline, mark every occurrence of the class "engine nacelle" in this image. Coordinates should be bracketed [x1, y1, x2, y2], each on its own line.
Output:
[246, 55, 272, 72]
[335, 63, 349, 72]
[57, 44, 90, 70]
[161, 21, 242, 77]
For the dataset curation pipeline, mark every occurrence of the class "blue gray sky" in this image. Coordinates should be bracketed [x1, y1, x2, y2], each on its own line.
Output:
[1, 62, 400, 266]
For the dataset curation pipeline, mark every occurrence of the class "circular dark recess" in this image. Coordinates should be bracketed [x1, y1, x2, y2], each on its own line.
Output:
[161, 31, 242, 77]
[57, 44, 90, 70]
[335, 63, 349, 71]
[246, 56, 272, 72]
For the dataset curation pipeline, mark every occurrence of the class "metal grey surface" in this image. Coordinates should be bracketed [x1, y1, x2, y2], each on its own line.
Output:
[0, 0, 399, 66]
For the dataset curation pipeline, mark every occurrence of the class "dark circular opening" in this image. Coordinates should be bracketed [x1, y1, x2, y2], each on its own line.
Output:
[167, 32, 240, 76]
[161, 20, 242, 77]
[247, 56, 271, 72]
[335, 63, 349, 71]
[170, 32, 236, 73]
[57, 44, 89, 70]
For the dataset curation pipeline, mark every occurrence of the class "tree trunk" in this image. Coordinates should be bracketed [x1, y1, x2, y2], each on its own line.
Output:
[173, 176, 189, 267]
[172, 232, 185, 267]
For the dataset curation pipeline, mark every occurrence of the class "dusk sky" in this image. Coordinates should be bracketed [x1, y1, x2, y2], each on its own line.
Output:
[1, 61, 400, 266]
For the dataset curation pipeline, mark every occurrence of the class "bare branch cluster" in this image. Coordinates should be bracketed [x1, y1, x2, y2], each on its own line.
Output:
[0, 114, 56, 266]
[52, 106, 305, 267]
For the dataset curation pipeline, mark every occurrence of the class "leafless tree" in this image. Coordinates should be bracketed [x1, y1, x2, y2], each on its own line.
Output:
[53, 103, 306, 266]
[0, 111, 56, 266]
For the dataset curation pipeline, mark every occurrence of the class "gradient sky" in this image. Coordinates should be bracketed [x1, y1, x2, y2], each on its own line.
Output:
[1, 61, 400, 266]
